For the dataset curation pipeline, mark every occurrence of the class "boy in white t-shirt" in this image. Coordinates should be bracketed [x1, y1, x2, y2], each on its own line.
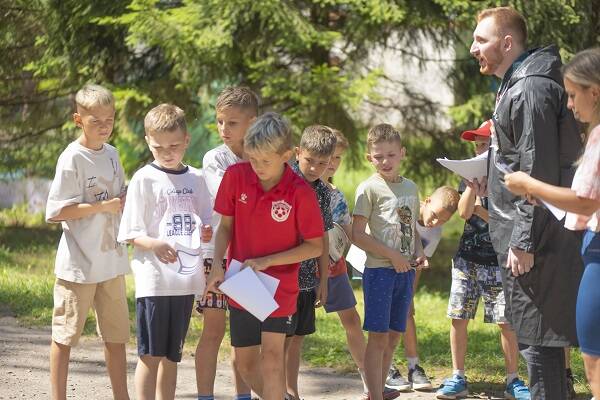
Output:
[196, 87, 258, 400]
[46, 84, 131, 400]
[118, 104, 213, 400]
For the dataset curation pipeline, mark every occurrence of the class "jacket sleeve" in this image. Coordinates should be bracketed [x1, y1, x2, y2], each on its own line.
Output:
[509, 77, 562, 252]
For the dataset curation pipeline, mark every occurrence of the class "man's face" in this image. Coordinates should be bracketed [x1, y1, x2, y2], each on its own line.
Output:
[470, 17, 506, 77]
[296, 148, 332, 183]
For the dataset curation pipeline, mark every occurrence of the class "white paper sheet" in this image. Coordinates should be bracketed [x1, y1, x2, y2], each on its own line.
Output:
[224, 259, 279, 296]
[224, 259, 243, 280]
[436, 152, 488, 182]
[540, 199, 567, 221]
[219, 267, 279, 321]
[346, 245, 366, 274]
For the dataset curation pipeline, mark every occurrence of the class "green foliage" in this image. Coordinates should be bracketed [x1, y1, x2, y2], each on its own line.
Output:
[0, 204, 46, 228]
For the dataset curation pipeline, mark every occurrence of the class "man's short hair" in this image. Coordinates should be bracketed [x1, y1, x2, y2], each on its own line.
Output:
[244, 112, 292, 154]
[332, 128, 349, 150]
[299, 125, 337, 157]
[477, 6, 527, 46]
[215, 86, 260, 116]
[75, 84, 114, 110]
[367, 123, 401, 150]
[144, 104, 187, 135]
[430, 186, 460, 214]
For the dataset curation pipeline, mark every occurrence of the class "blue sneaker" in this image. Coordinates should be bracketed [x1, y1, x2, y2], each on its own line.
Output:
[436, 375, 468, 399]
[504, 378, 531, 400]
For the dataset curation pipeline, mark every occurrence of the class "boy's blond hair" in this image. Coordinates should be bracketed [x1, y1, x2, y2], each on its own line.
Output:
[75, 84, 114, 110]
[144, 104, 187, 136]
[216, 86, 260, 116]
[430, 186, 460, 214]
[332, 128, 349, 150]
[367, 123, 401, 150]
[299, 125, 337, 157]
[244, 112, 292, 154]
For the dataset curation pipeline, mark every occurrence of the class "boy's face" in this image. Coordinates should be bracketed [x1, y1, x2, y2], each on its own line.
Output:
[145, 128, 190, 170]
[421, 197, 454, 228]
[322, 145, 345, 181]
[216, 106, 256, 151]
[473, 135, 490, 155]
[366, 140, 405, 182]
[73, 105, 115, 148]
[295, 148, 332, 183]
[246, 148, 292, 185]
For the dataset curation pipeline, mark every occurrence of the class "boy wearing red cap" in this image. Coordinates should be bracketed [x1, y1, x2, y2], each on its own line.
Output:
[436, 120, 530, 400]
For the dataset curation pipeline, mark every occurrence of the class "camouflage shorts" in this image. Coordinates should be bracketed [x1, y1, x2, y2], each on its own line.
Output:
[195, 258, 228, 312]
[447, 256, 507, 323]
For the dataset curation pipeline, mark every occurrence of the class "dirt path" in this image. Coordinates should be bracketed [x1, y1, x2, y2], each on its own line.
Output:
[0, 309, 467, 400]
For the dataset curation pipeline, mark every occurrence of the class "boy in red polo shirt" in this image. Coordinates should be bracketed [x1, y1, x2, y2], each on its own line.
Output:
[204, 112, 324, 400]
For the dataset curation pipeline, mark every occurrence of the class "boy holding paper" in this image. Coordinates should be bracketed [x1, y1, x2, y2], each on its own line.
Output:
[204, 112, 324, 400]
[118, 104, 213, 400]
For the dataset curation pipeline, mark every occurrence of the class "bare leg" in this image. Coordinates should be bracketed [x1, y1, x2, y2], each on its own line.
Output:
[262, 331, 287, 400]
[195, 308, 226, 396]
[364, 331, 389, 400]
[403, 269, 422, 361]
[50, 341, 71, 400]
[156, 358, 177, 400]
[450, 319, 469, 371]
[498, 323, 519, 375]
[135, 355, 162, 400]
[337, 307, 366, 370]
[232, 350, 252, 395]
[385, 331, 402, 385]
[285, 335, 304, 399]
[234, 345, 263, 397]
[104, 342, 130, 400]
[583, 353, 600, 398]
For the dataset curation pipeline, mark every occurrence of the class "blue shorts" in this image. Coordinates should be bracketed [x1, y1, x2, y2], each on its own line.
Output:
[136, 295, 194, 362]
[362, 267, 415, 333]
[324, 274, 357, 313]
[577, 230, 600, 356]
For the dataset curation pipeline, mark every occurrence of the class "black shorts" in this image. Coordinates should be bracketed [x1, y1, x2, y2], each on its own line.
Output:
[136, 295, 194, 362]
[292, 289, 316, 336]
[229, 306, 295, 348]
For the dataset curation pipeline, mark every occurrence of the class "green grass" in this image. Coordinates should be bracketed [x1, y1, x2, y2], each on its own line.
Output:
[0, 207, 591, 397]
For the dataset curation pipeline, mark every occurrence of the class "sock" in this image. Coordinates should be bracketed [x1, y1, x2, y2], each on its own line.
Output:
[198, 396, 214, 400]
[235, 395, 252, 400]
[453, 369, 465, 378]
[506, 372, 518, 384]
[407, 357, 419, 370]
[358, 368, 369, 393]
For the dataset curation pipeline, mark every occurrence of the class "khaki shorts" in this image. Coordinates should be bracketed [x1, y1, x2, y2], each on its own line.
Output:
[52, 275, 130, 346]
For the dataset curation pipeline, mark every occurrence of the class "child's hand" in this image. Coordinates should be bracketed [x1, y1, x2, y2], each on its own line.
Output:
[390, 251, 411, 273]
[200, 224, 212, 243]
[467, 176, 488, 197]
[315, 278, 328, 308]
[414, 256, 429, 269]
[151, 240, 177, 264]
[243, 257, 271, 271]
[204, 268, 225, 296]
[102, 197, 122, 215]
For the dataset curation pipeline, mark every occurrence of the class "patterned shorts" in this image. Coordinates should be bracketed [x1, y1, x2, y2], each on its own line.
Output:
[195, 258, 228, 312]
[447, 256, 507, 323]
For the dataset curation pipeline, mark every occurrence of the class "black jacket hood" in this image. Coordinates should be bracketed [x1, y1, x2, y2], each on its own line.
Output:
[507, 45, 564, 88]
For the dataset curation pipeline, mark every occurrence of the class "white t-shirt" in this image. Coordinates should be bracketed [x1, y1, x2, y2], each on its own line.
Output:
[416, 223, 442, 258]
[45, 141, 130, 283]
[118, 164, 213, 298]
[201, 144, 242, 258]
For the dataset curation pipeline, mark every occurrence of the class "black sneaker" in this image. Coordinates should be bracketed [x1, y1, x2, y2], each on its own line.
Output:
[385, 365, 412, 391]
[408, 364, 433, 390]
[566, 369, 576, 400]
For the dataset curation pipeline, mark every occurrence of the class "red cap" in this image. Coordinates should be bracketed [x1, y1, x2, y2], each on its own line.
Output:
[461, 119, 492, 141]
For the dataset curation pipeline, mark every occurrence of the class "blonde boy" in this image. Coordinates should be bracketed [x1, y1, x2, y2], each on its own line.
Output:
[353, 124, 426, 400]
[196, 86, 258, 400]
[205, 112, 324, 400]
[118, 104, 213, 400]
[46, 84, 130, 400]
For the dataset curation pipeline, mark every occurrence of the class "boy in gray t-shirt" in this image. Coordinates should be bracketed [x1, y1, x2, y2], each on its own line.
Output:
[45, 84, 130, 400]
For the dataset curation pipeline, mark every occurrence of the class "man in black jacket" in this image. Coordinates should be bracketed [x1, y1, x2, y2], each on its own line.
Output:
[470, 6, 584, 399]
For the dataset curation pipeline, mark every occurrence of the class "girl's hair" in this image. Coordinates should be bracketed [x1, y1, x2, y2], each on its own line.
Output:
[562, 48, 600, 131]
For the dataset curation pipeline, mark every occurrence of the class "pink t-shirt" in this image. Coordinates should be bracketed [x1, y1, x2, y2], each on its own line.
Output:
[564, 124, 600, 232]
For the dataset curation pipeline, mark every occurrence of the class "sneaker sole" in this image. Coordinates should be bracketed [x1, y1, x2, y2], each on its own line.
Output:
[413, 382, 434, 390]
[385, 383, 412, 392]
[436, 390, 469, 399]
[382, 391, 400, 400]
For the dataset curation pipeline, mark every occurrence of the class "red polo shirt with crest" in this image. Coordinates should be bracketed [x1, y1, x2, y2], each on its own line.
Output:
[214, 162, 324, 317]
